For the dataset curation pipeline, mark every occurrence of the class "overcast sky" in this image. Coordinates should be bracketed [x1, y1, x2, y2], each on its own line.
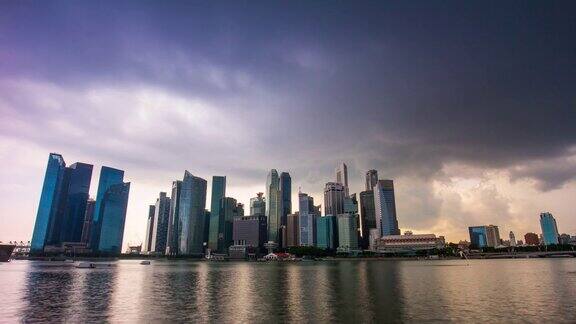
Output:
[1, 1, 575, 245]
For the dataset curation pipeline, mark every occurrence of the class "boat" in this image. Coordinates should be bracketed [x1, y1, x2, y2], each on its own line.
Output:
[0, 244, 16, 262]
[140, 260, 151, 265]
[76, 262, 95, 268]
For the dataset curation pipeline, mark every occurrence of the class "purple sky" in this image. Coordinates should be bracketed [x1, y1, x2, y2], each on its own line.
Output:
[1, 1, 576, 245]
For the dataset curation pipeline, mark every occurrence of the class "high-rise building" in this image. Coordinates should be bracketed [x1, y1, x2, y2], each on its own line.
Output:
[178, 171, 207, 255]
[81, 199, 95, 245]
[266, 170, 282, 243]
[151, 192, 171, 254]
[337, 213, 358, 251]
[298, 191, 318, 246]
[374, 180, 400, 237]
[485, 225, 501, 247]
[509, 231, 517, 247]
[166, 180, 182, 255]
[316, 215, 337, 249]
[220, 197, 243, 253]
[250, 192, 266, 217]
[90, 166, 125, 251]
[208, 176, 226, 251]
[280, 172, 292, 227]
[335, 163, 349, 197]
[359, 190, 376, 248]
[365, 169, 378, 191]
[324, 182, 345, 216]
[97, 182, 130, 254]
[143, 205, 156, 253]
[524, 232, 540, 245]
[468, 225, 500, 248]
[233, 215, 268, 252]
[61, 162, 93, 243]
[286, 213, 299, 247]
[540, 212, 559, 245]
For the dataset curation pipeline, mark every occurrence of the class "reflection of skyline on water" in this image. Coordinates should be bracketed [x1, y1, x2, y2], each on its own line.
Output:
[4, 259, 576, 322]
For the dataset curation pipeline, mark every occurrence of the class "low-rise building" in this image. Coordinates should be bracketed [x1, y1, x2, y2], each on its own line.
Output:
[374, 232, 445, 253]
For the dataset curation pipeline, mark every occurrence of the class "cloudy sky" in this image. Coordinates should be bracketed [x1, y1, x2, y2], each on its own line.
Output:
[1, 1, 575, 245]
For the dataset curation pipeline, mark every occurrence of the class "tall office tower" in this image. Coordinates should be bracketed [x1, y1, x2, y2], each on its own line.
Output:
[299, 192, 317, 246]
[359, 190, 376, 248]
[151, 192, 171, 254]
[540, 212, 560, 245]
[335, 163, 349, 197]
[208, 176, 226, 251]
[337, 213, 358, 251]
[485, 225, 500, 247]
[286, 213, 300, 247]
[61, 162, 93, 243]
[324, 182, 345, 216]
[165, 180, 182, 255]
[316, 216, 337, 249]
[280, 172, 292, 227]
[178, 171, 207, 255]
[266, 170, 282, 243]
[143, 205, 156, 253]
[203, 210, 211, 248]
[344, 194, 358, 214]
[524, 232, 540, 245]
[374, 180, 400, 237]
[233, 215, 268, 252]
[509, 231, 517, 247]
[81, 199, 95, 244]
[97, 181, 130, 254]
[468, 226, 488, 248]
[250, 192, 266, 217]
[90, 166, 125, 251]
[365, 169, 378, 191]
[219, 197, 243, 253]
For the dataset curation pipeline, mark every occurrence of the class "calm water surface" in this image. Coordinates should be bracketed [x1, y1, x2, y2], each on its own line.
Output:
[1, 259, 575, 323]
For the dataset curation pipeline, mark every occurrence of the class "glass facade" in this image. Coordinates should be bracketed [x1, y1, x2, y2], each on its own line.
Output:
[151, 192, 171, 253]
[280, 172, 291, 227]
[374, 180, 400, 236]
[316, 215, 337, 249]
[208, 176, 226, 251]
[324, 182, 345, 216]
[31, 153, 67, 253]
[178, 171, 207, 255]
[97, 182, 130, 254]
[220, 197, 241, 252]
[365, 169, 378, 191]
[91, 166, 124, 251]
[250, 193, 266, 217]
[298, 192, 317, 246]
[61, 162, 93, 243]
[337, 213, 358, 250]
[266, 170, 281, 243]
[144, 205, 155, 252]
[540, 212, 559, 245]
[359, 190, 376, 248]
[468, 226, 488, 248]
[166, 180, 182, 255]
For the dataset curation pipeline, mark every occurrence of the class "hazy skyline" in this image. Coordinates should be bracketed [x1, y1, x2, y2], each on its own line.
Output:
[1, 1, 575, 245]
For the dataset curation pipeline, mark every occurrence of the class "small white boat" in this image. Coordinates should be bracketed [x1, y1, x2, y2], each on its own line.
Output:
[76, 262, 95, 269]
[140, 260, 151, 265]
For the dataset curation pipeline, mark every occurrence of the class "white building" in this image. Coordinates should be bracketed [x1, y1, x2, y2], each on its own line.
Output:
[374, 232, 445, 252]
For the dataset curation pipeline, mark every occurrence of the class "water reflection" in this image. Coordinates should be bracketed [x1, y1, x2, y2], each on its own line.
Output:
[22, 268, 74, 322]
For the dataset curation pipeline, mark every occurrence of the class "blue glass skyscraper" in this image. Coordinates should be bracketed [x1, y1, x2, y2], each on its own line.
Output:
[280, 172, 291, 226]
[97, 182, 130, 254]
[61, 162, 93, 243]
[374, 180, 400, 236]
[90, 166, 125, 251]
[166, 180, 182, 255]
[316, 215, 337, 249]
[30, 153, 67, 253]
[151, 192, 171, 254]
[298, 191, 317, 246]
[208, 176, 226, 252]
[178, 171, 207, 255]
[540, 212, 559, 245]
[468, 226, 488, 248]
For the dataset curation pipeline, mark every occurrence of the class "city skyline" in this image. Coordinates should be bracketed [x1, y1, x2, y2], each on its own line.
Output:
[2, 2, 576, 246]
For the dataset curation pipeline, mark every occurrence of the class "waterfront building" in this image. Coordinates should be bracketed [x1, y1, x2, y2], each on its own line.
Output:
[80, 199, 95, 245]
[374, 232, 445, 253]
[365, 169, 378, 191]
[359, 190, 376, 248]
[298, 192, 317, 246]
[232, 215, 268, 251]
[509, 231, 517, 247]
[485, 225, 501, 247]
[143, 205, 155, 253]
[220, 197, 243, 252]
[61, 162, 93, 243]
[178, 171, 207, 256]
[316, 216, 337, 249]
[324, 182, 345, 216]
[165, 180, 182, 255]
[208, 176, 226, 252]
[369, 228, 380, 250]
[468, 225, 500, 248]
[286, 213, 300, 247]
[90, 166, 125, 251]
[250, 192, 266, 217]
[266, 170, 282, 244]
[280, 172, 292, 227]
[559, 233, 572, 245]
[151, 192, 171, 254]
[337, 213, 358, 252]
[374, 180, 400, 237]
[97, 182, 131, 254]
[539, 212, 559, 245]
[524, 232, 540, 245]
[335, 162, 349, 197]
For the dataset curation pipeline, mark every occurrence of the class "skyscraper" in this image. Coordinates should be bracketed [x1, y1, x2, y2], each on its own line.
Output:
[509, 231, 517, 247]
[468, 225, 500, 248]
[374, 180, 400, 237]
[335, 163, 349, 197]
[280, 172, 292, 227]
[359, 190, 376, 248]
[337, 213, 358, 251]
[151, 192, 171, 254]
[299, 191, 317, 246]
[316, 216, 337, 249]
[31, 153, 67, 253]
[178, 171, 207, 255]
[540, 212, 559, 245]
[485, 225, 501, 247]
[166, 180, 182, 255]
[90, 166, 125, 251]
[365, 169, 378, 191]
[266, 170, 282, 243]
[324, 182, 345, 216]
[81, 199, 95, 245]
[220, 197, 243, 253]
[286, 213, 299, 247]
[97, 182, 130, 254]
[61, 162, 93, 243]
[143, 205, 156, 253]
[208, 176, 226, 251]
[250, 192, 266, 217]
